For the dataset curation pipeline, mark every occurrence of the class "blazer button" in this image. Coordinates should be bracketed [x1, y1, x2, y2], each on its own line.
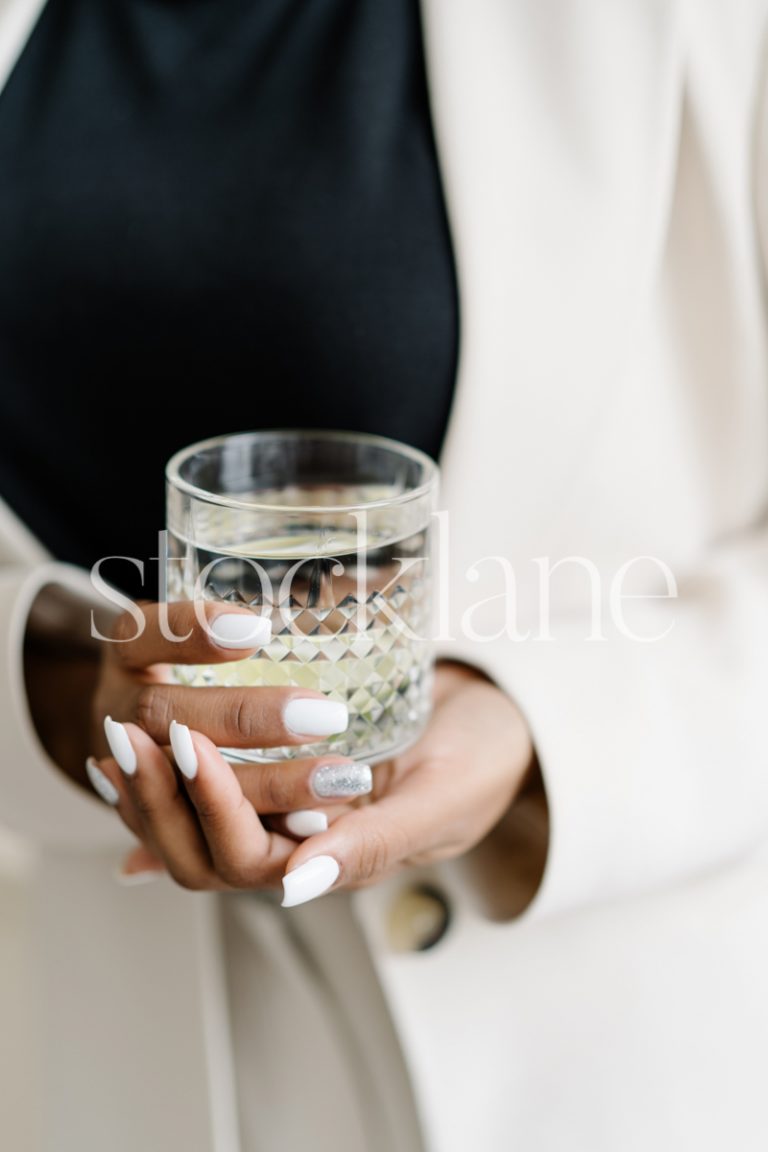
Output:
[386, 883, 451, 953]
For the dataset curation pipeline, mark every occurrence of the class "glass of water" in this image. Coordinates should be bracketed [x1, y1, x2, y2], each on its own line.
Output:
[165, 429, 439, 764]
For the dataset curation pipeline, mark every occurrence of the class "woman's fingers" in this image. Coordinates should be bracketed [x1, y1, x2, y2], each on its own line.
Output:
[129, 684, 349, 749]
[233, 754, 372, 813]
[88, 667, 534, 902]
[87, 718, 370, 890]
[279, 776, 441, 907]
[85, 752, 149, 844]
[108, 600, 272, 669]
[278, 675, 535, 907]
[85, 753, 168, 879]
[102, 719, 307, 890]
[117, 843, 167, 883]
[102, 720, 225, 890]
[168, 730, 294, 886]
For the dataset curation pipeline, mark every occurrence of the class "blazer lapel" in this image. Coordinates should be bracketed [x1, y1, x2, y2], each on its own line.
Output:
[420, 0, 684, 596]
[0, 0, 46, 92]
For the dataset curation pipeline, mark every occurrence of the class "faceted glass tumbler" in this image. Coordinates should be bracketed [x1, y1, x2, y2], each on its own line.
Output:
[165, 430, 439, 764]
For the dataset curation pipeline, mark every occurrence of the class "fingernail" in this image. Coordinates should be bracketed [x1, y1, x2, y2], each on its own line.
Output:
[85, 756, 120, 806]
[209, 612, 271, 649]
[114, 867, 163, 887]
[312, 762, 372, 798]
[284, 698, 349, 737]
[285, 809, 329, 838]
[281, 855, 340, 908]
[170, 720, 198, 780]
[104, 716, 137, 776]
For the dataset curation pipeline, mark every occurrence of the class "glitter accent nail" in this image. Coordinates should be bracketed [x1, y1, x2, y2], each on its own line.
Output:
[312, 762, 372, 799]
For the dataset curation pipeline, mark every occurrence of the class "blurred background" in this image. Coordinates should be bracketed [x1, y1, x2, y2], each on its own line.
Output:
[0, 827, 38, 1149]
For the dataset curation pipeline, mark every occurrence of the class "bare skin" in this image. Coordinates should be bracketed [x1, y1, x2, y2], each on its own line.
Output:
[29, 601, 536, 893]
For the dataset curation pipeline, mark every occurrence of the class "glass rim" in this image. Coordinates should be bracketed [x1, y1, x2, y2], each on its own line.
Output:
[166, 428, 439, 514]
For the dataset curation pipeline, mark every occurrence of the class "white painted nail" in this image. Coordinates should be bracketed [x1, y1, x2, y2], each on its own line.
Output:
[85, 757, 119, 806]
[285, 810, 329, 838]
[104, 716, 137, 776]
[114, 867, 162, 887]
[170, 720, 198, 780]
[284, 698, 349, 737]
[281, 855, 340, 907]
[209, 613, 271, 649]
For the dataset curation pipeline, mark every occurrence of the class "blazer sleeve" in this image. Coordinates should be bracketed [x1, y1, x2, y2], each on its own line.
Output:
[0, 562, 132, 849]
[436, 527, 768, 920]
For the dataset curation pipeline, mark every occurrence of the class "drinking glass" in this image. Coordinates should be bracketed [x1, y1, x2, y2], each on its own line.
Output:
[165, 430, 439, 764]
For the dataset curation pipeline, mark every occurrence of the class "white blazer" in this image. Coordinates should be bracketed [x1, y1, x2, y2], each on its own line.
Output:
[3, 0, 768, 1149]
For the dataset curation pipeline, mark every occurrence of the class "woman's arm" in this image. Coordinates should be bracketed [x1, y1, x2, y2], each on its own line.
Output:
[0, 563, 131, 847]
[24, 583, 103, 792]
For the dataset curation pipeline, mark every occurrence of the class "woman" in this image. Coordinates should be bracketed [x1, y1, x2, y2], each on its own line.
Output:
[2, 1, 768, 1149]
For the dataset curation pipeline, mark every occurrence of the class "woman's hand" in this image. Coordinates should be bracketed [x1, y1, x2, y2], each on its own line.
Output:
[84, 600, 373, 882]
[90, 601, 350, 762]
[276, 660, 535, 904]
[86, 651, 534, 904]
